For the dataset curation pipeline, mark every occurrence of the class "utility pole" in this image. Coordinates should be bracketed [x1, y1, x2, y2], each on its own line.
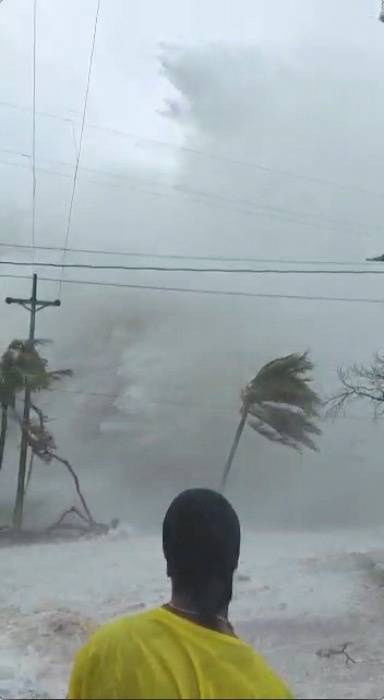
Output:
[5, 274, 61, 530]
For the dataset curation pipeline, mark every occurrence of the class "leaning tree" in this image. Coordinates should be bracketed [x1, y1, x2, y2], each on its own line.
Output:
[0, 338, 93, 530]
[0, 339, 55, 472]
[22, 411, 94, 525]
[221, 352, 322, 491]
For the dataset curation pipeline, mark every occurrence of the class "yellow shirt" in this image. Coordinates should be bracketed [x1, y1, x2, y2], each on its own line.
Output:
[68, 608, 292, 699]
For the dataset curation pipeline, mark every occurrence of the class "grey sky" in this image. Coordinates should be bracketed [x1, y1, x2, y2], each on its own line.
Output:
[0, 0, 384, 527]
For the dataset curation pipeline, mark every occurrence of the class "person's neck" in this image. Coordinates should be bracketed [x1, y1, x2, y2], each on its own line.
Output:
[165, 594, 234, 637]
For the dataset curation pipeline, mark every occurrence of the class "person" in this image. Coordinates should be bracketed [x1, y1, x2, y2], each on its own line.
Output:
[68, 488, 292, 699]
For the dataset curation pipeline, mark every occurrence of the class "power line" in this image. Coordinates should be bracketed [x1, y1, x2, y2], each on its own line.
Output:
[43, 387, 384, 421]
[0, 156, 70, 178]
[0, 272, 384, 304]
[0, 240, 375, 267]
[31, 0, 37, 261]
[89, 125, 383, 200]
[0, 100, 382, 202]
[0, 154, 119, 189]
[59, 0, 101, 295]
[0, 260, 384, 274]
[1, 145, 382, 240]
[3, 145, 378, 237]
[0, 99, 74, 124]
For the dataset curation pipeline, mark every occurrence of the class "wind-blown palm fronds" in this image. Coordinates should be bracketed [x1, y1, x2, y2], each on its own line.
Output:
[2, 340, 72, 392]
[221, 352, 322, 490]
[2, 340, 49, 390]
[247, 403, 320, 451]
[0, 338, 72, 474]
[0, 336, 75, 529]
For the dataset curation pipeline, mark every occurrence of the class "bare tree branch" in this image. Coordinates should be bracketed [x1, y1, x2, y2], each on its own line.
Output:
[47, 506, 91, 531]
[316, 642, 357, 667]
[47, 505, 109, 534]
[328, 354, 384, 419]
[49, 453, 94, 524]
[30, 402, 46, 429]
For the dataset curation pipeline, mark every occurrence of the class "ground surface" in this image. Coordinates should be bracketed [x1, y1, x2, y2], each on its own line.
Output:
[1, 526, 384, 699]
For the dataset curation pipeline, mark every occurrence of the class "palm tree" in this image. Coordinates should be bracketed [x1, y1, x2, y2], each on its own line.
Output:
[0, 385, 13, 471]
[0, 338, 71, 474]
[4, 339, 72, 391]
[0, 337, 94, 532]
[3, 339, 50, 390]
[0, 365, 18, 471]
[221, 352, 322, 491]
[0, 343, 26, 471]
[0, 404, 8, 470]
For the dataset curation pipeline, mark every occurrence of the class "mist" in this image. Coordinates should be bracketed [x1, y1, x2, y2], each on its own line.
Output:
[1, 0, 384, 530]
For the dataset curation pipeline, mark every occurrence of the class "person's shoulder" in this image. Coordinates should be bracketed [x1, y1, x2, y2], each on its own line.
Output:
[87, 608, 161, 649]
[69, 610, 160, 699]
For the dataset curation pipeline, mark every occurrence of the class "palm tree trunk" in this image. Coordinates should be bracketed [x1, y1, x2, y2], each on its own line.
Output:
[50, 453, 94, 524]
[25, 451, 34, 494]
[220, 409, 248, 492]
[0, 404, 8, 471]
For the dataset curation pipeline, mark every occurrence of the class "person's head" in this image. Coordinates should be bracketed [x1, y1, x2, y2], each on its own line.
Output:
[162, 488, 241, 622]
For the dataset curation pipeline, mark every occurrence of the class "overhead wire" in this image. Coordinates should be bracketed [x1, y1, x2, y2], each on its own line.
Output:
[0, 240, 377, 266]
[0, 260, 383, 274]
[0, 154, 119, 189]
[0, 272, 384, 305]
[1, 145, 382, 240]
[1, 5, 382, 296]
[59, 0, 101, 296]
[2, 144, 379, 237]
[88, 124, 384, 199]
[2, 158, 382, 242]
[44, 387, 379, 420]
[0, 99, 74, 123]
[31, 0, 37, 263]
[0, 99, 383, 201]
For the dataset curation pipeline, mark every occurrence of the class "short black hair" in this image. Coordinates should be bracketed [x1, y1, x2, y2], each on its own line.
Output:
[163, 489, 241, 619]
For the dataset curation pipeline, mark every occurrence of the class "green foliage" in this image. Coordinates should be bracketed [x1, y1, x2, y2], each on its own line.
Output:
[0, 340, 72, 404]
[0, 338, 72, 474]
[242, 352, 322, 452]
